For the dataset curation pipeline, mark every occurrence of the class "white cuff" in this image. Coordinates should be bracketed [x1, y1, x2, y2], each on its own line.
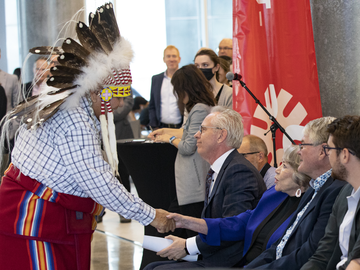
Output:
[186, 236, 201, 255]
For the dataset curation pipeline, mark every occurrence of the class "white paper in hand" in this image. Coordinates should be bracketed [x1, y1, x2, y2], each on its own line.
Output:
[142, 235, 198, 262]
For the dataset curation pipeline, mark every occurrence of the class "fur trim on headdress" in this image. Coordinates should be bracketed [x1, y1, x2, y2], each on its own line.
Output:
[63, 37, 133, 109]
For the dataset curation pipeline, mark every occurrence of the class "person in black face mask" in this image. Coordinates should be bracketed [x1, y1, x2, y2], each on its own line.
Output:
[194, 49, 233, 109]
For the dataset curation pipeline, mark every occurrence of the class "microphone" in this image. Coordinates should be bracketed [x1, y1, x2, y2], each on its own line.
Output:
[226, 72, 242, 81]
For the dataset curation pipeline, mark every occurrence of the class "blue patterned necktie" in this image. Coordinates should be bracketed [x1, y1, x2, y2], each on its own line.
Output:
[205, 168, 214, 201]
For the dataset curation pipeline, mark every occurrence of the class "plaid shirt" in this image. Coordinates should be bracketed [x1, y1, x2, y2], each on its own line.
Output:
[12, 97, 155, 225]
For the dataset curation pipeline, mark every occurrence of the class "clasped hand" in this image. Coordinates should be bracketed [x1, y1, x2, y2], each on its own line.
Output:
[157, 235, 187, 261]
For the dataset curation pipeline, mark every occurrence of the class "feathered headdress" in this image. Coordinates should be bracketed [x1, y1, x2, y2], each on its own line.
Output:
[5, 3, 132, 176]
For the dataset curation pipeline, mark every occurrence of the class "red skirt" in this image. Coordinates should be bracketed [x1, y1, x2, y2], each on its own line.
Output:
[0, 164, 103, 270]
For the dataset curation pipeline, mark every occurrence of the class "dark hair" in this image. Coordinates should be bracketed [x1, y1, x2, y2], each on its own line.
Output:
[219, 55, 232, 65]
[216, 57, 230, 82]
[327, 115, 360, 159]
[13, 68, 21, 80]
[171, 64, 216, 113]
[132, 96, 148, 111]
[194, 49, 219, 67]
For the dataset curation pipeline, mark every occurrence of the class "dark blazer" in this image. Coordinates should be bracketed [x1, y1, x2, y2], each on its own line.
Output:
[301, 184, 360, 270]
[246, 176, 346, 270]
[195, 150, 266, 267]
[148, 72, 165, 128]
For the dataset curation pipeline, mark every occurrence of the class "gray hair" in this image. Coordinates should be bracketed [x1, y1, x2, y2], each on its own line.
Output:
[283, 145, 311, 189]
[303, 116, 336, 145]
[210, 106, 244, 148]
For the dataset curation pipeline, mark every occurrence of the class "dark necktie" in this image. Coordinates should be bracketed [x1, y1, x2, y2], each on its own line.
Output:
[205, 168, 215, 200]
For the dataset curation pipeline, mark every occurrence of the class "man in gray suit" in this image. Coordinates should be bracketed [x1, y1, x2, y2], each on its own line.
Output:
[144, 107, 266, 269]
[301, 115, 360, 270]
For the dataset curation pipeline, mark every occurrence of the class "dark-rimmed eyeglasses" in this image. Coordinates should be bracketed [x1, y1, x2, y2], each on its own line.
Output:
[322, 145, 356, 156]
[218, 47, 232, 51]
[298, 143, 316, 150]
[199, 125, 223, 134]
[241, 151, 260, 157]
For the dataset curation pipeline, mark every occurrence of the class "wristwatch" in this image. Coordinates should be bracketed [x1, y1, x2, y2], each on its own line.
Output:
[169, 136, 176, 145]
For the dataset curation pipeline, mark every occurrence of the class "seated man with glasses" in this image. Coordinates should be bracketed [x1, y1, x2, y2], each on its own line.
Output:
[246, 116, 346, 270]
[144, 106, 266, 269]
[301, 115, 360, 270]
[238, 134, 276, 189]
[218, 38, 233, 58]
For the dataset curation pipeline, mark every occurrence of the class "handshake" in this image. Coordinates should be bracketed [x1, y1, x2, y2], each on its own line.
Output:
[150, 209, 205, 234]
[150, 209, 177, 233]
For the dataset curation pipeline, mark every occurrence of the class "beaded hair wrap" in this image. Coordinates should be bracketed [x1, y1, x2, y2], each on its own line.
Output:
[4, 2, 133, 176]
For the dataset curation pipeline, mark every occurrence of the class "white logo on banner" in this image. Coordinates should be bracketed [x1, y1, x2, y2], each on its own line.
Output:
[256, 0, 271, 9]
[250, 84, 307, 165]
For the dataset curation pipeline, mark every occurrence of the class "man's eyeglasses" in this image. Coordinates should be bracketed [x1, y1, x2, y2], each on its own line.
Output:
[199, 125, 223, 134]
[218, 47, 232, 51]
[322, 145, 356, 156]
[298, 143, 316, 150]
[241, 151, 260, 157]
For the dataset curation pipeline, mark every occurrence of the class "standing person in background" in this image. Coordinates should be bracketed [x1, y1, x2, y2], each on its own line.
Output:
[238, 135, 276, 189]
[149, 64, 216, 238]
[218, 38, 233, 58]
[149, 45, 182, 129]
[194, 49, 232, 109]
[25, 56, 51, 97]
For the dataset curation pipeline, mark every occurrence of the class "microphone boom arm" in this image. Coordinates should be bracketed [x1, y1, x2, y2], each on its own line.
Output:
[239, 80, 295, 167]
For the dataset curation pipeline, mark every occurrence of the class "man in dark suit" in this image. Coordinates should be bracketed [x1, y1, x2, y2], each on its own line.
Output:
[301, 116, 360, 270]
[144, 107, 266, 269]
[246, 117, 346, 269]
[148, 45, 182, 129]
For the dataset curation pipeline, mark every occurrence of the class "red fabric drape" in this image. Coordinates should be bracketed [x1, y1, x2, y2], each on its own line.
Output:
[233, 0, 322, 164]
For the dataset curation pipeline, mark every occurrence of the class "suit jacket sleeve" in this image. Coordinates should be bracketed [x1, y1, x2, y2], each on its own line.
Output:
[149, 75, 160, 128]
[246, 180, 344, 269]
[199, 211, 252, 246]
[177, 104, 209, 156]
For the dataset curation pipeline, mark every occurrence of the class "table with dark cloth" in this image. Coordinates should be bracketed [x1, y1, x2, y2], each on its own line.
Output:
[117, 139, 178, 269]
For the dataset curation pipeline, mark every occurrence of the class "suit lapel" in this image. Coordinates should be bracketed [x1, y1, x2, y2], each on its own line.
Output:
[205, 149, 236, 208]
[287, 176, 334, 235]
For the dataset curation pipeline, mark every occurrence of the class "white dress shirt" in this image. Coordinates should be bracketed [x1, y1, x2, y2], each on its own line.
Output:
[336, 186, 360, 269]
[160, 72, 181, 124]
[186, 149, 235, 255]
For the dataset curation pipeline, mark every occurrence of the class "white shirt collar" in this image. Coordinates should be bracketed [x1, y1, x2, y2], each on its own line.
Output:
[211, 148, 235, 174]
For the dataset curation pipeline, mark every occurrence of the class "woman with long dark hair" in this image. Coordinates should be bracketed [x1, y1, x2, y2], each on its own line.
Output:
[149, 64, 216, 237]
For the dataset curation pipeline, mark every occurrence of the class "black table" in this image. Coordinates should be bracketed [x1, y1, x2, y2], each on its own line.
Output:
[117, 139, 178, 269]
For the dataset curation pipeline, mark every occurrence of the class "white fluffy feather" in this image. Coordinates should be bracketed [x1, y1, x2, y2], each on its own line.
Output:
[107, 112, 119, 176]
[63, 37, 133, 110]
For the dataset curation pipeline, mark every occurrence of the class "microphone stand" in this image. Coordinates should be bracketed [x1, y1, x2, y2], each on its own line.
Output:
[238, 80, 295, 168]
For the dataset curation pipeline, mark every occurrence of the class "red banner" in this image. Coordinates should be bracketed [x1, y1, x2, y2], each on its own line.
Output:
[233, 0, 322, 165]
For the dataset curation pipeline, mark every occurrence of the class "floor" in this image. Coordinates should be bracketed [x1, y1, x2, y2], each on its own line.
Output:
[90, 183, 146, 270]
